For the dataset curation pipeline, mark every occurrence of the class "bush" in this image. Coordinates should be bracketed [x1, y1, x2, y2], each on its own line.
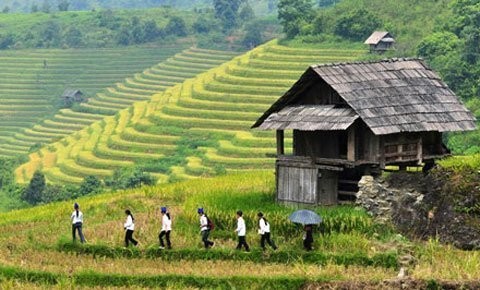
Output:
[164, 16, 187, 37]
[105, 168, 157, 190]
[79, 176, 103, 196]
[22, 170, 46, 205]
[334, 8, 383, 41]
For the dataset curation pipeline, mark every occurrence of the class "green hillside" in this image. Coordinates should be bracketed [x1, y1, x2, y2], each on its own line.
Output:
[0, 172, 478, 288]
[0, 45, 193, 158]
[16, 40, 365, 184]
[6, 47, 236, 165]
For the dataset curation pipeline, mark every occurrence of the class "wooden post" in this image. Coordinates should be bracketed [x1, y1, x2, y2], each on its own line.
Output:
[379, 137, 385, 169]
[417, 137, 423, 165]
[276, 130, 284, 156]
[347, 127, 355, 161]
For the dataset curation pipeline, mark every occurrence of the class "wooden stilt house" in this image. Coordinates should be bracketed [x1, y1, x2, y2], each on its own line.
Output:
[365, 31, 395, 53]
[252, 58, 476, 205]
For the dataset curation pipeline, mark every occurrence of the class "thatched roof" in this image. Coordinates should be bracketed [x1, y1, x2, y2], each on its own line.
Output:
[364, 31, 394, 45]
[252, 58, 476, 135]
[259, 105, 358, 131]
[61, 89, 83, 98]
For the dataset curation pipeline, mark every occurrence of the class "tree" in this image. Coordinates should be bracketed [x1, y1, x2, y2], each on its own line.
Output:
[64, 26, 83, 47]
[278, 0, 314, 39]
[242, 22, 262, 48]
[165, 16, 187, 37]
[31, 3, 39, 12]
[193, 17, 215, 34]
[41, 0, 51, 13]
[268, 0, 277, 13]
[143, 20, 160, 41]
[58, 0, 70, 11]
[318, 0, 337, 7]
[417, 32, 460, 58]
[105, 168, 156, 190]
[79, 175, 102, 196]
[22, 170, 46, 205]
[116, 26, 131, 45]
[239, 2, 255, 23]
[38, 21, 62, 47]
[2, 6, 10, 13]
[70, 0, 89, 10]
[334, 8, 383, 41]
[0, 34, 15, 49]
[213, 0, 243, 31]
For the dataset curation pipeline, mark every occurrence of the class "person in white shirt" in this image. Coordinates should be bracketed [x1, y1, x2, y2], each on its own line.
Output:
[159, 206, 172, 249]
[71, 203, 85, 243]
[198, 208, 214, 249]
[124, 209, 138, 247]
[257, 212, 277, 251]
[234, 210, 249, 252]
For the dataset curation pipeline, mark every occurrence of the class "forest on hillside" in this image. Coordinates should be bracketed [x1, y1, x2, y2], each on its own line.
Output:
[0, 0, 279, 13]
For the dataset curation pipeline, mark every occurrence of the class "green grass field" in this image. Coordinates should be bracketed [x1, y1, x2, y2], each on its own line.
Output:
[16, 40, 366, 184]
[0, 172, 478, 289]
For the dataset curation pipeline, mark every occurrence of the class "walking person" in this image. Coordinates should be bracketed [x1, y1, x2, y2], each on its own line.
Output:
[71, 203, 86, 243]
[159, 207, 172, 249]
[234, 210, 250, 252]
[198, 208, 214, 249]
[257, 212, 277, 251]
[303, 224, 314, 251]
[124, 209, 138, 247]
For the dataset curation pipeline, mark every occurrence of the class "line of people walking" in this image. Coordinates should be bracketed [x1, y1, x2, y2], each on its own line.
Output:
[71, 204, 312, 251]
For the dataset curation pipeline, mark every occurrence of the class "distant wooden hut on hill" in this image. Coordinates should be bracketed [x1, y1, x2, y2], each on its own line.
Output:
[252, 58, 476, 205]
[365, 31, 395, 53]
[61, 89, 86, 106]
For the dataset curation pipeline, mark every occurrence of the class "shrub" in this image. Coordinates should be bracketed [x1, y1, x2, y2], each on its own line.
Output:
[79, 176, 103, 196]
[334, 8, 383, 41]
[105, 167, 156, 190]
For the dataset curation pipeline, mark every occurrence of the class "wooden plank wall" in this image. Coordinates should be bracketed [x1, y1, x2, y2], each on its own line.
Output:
[277, 165, 317, 204]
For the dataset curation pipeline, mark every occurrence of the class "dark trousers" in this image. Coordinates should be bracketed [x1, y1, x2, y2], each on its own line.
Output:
[201, 230, 214, 248]
[125, 229, 138, 247]
[72, 223, 85, 243]
[260, 232, 277, 250]
[159, 230, 171, 248]
[236, 236, 250, 251]
[303, 236, 313, 251]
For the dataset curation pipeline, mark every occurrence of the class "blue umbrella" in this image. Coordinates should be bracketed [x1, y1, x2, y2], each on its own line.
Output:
[289, 210, 322, 225]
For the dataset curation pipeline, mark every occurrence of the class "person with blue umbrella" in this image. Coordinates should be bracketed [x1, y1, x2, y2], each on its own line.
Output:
[288, 210, 322, 251]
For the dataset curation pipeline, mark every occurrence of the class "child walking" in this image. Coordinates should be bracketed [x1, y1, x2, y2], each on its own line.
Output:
[124, 209, 138, 247]
[257, 212, 277, 251]
[159, 206, 172, 249]
[234, 210, 249, 252]
[71, 203, 85, 243]
[198, 208, 214, 249]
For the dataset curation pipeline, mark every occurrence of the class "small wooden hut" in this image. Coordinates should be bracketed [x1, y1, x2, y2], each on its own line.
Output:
[252, 58, 476, 205]
[365, 31, 395, 53]
[61, 89, 85, 106]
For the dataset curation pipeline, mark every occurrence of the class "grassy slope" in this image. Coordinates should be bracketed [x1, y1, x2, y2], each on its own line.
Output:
[15, 40, 366, 184]
[0, 172, 479, 288]
[0, 8, 196, 37]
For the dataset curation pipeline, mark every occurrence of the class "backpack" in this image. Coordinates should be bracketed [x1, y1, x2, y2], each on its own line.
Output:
[206, 216, 215, 231]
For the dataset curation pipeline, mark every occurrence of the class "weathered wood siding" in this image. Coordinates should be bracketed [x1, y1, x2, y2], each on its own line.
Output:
[277, 165, 317, 204]
[293, 130, 342, 159]
[318, 169, 338, 205]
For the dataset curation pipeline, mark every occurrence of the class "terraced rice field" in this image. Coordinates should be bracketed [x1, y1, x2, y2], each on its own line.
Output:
[0, 45, 190, 158]
[16, 40, 365, 184]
